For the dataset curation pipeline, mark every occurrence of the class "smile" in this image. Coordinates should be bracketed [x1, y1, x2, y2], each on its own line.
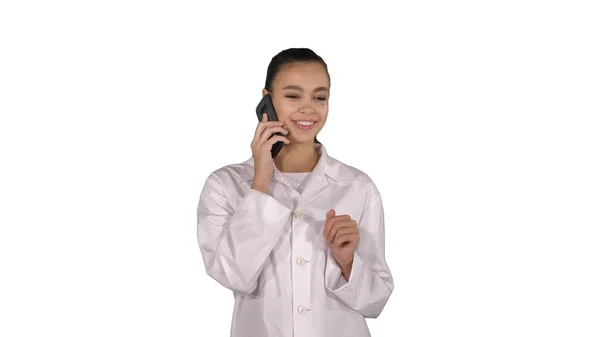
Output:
[293, 120, 316, 130]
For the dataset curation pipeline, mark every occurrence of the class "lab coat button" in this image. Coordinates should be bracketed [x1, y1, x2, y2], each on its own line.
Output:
[294, 210, 304, 220]
[297, 305, 310, 314]
[296, 257, 308, 266]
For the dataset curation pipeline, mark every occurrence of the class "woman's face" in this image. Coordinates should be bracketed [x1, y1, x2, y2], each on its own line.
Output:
[263, 62, 330, 145]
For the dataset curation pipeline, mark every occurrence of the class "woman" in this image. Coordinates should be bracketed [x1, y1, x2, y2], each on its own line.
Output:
[196, 48, 394, 337]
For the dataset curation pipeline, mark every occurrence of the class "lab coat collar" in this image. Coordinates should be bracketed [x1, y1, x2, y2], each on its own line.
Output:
[238, 143, 356, 183]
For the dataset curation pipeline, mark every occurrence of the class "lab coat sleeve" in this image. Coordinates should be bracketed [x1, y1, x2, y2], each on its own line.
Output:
[196, 173, 292, 294]
[324, 194, 394, 318]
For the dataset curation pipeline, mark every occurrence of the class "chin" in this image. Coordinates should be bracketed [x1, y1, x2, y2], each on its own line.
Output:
[289, 137, 315, 145]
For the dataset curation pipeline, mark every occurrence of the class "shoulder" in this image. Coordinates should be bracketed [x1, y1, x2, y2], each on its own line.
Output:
[203, 157, 253, 187]
[327, 155, 381, 202]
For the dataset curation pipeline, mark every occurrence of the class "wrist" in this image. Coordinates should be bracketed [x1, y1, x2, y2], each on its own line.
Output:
[251, 180, 269, 194]
[341, 263, 352, 281]
[340, 257, 354, 280]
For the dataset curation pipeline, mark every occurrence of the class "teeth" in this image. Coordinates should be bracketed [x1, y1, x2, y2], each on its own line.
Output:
[295, 121, 314, 126]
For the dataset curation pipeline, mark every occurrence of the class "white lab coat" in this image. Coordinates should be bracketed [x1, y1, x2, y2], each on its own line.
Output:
[196, 143, 394, 337]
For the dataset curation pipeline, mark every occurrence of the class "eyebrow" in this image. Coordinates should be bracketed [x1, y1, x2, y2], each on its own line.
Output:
[282, 85, 329, 93]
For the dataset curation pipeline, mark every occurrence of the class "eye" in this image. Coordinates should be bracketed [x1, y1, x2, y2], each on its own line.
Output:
[285, 95, 300, 99]
[316, 96, 327, 101]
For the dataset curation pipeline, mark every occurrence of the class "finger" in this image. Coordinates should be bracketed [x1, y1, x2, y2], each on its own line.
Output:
[254, 116, 267, 143]
[326, 220, 355, 244]
[254, 121, 284, 142]
[253, 119, 284, 144]
[334, 233, 359, 247]
[324, 214, 352, 239]
[327, 221, 357, 244]
[326, 211, 351, 231]
[259, 126, 289, 145]
[259, 111, 283, 126]
[330, 227, 358, 244]
[264, 135, 290, 149]
[334, 233, 355, 246]
[323, 209, 335, 236]
[323, 210, 338, 238]
[325, 215, 351, 237]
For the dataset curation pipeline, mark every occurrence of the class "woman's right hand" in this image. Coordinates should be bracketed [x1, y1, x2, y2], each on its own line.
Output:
[251, 113, 290, 193]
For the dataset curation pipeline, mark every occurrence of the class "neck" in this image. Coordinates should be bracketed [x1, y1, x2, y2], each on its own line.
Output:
[274, 142, 320, 173]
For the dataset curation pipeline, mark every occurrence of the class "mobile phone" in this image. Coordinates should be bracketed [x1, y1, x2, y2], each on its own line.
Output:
[255, 93, 284, 158]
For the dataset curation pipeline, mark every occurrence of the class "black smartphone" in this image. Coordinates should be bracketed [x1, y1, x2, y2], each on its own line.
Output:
[255, 93, 284, 158]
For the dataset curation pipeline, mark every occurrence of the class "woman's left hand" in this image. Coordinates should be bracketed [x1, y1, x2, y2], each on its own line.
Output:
[323, 209, 360, 279]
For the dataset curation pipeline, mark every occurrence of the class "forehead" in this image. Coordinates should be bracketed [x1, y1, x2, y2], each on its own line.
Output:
[273, 62, 329, 89]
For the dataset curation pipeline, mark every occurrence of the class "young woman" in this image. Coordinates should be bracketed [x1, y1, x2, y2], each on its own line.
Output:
[196, 48, 394, 337]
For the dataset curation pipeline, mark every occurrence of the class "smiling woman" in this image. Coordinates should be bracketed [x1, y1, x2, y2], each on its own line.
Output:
[196, 48, 394, 337]
[263, 49, 330, 145]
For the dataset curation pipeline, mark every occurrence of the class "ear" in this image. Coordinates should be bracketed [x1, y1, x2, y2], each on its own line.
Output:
[262, 88, 269, 96]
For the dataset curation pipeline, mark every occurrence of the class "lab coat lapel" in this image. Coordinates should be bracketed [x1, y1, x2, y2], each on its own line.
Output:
[237, 143, 355, 202]
[297, 145, 329, 204]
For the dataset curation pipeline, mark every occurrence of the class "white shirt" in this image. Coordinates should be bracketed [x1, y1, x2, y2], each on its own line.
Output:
[196, 143, 394, 337]
[282, 172, 310, 193]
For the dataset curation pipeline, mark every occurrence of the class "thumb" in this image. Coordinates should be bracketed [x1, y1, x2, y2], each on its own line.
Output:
[326, 209, 335, 219]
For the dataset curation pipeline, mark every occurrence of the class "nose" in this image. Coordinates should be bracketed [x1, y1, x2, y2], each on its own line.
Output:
[298, 103, 317, 115]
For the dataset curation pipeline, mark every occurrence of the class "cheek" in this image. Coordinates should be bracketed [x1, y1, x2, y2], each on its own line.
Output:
[317, 104, 328, 119]
[273, 104, 293, 123]
[276, 100, 301, 118]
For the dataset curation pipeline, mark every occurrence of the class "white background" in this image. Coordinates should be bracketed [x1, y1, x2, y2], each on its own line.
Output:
[1, 1, 599, 336]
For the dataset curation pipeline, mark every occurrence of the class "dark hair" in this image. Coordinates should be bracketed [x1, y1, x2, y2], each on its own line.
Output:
[265, 48, 330, 144]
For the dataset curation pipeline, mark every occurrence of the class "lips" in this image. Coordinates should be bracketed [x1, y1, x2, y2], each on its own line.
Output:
[292, 120, 317, 130]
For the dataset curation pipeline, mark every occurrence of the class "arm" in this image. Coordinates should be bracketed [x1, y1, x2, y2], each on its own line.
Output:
[196, 173, 292, 294]
[325, 194, 394, 318]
